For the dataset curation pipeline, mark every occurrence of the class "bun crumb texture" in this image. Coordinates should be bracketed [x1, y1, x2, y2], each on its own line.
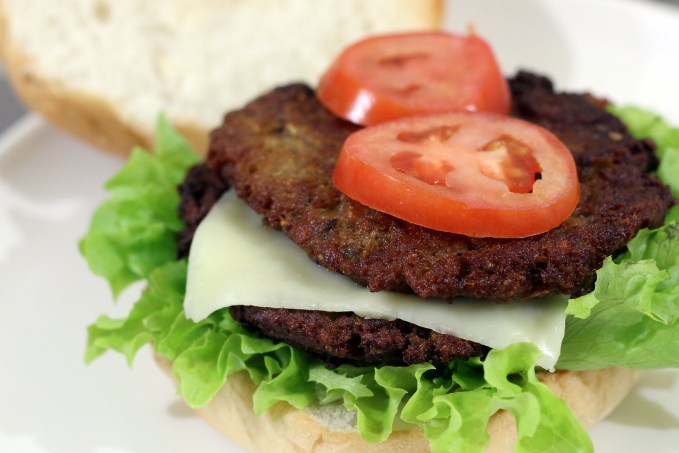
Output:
[0, 0, 442, 155]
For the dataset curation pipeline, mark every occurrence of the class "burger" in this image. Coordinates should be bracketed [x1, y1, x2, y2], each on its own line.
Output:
[80, 31, 679, 452]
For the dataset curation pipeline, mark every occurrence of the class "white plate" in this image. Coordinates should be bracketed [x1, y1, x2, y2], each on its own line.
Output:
[1, 0, 679, 451]
[0, 116, 240, 453]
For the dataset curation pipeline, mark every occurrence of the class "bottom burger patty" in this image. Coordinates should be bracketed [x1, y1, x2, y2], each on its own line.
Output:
[177, 71, 674, 367]
[230, 306, 485, 366]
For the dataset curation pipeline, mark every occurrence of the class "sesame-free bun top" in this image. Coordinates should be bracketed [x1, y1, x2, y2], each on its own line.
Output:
[0, 0, 442, 156]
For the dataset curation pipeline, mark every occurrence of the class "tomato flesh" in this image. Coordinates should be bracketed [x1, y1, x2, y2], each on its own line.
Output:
[317, 32, 511, 125]
[480, 135, 542, 194]
[332, 112, 580, 238]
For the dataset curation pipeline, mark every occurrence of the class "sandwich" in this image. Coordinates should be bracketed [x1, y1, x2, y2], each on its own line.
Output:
[76, 30, 679, 453]
[2, 1, 677, 450]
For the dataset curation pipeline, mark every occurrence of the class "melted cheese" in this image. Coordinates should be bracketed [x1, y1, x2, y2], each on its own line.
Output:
[184, 192, 566, 370]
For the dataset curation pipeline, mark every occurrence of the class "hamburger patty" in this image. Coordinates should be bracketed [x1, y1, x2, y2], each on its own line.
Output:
[204, 71, 673, 300]
[177, 71, 673, 366]
[229, 306, 485, 366]
[177, 167, 486, 366]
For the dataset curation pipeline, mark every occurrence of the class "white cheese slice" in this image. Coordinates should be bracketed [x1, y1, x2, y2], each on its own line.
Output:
[184, 191, 567, 370]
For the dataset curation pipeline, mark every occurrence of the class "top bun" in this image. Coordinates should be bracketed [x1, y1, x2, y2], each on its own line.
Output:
[0, 0, 442, 156]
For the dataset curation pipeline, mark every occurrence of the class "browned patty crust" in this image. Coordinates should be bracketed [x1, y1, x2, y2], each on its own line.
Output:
[178, 167, 486, 366]
[204, 71, 673, 301]
[177, 72, 673, 366]
[229, 306, 485, 366]
[178, 165, 487, 366]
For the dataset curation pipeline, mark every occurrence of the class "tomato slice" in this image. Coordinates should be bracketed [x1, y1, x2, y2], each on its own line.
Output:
[332, 112, 580, 238]
[317, 31, 511, 125]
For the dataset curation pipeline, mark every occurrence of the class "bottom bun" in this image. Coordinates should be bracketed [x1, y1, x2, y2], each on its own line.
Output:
[154, 353, 639, 453]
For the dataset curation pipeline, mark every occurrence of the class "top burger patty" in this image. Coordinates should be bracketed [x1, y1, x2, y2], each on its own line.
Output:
[177, 164, 488, 366]
[198, 71, 673, 301]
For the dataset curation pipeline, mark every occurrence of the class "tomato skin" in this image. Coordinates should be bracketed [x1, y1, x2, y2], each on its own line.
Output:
[318, 32, 511, 125]
[332, 112, 580, 238]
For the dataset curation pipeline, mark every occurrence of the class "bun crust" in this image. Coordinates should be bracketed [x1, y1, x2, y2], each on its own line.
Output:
[0, 0, 442, 157]
[154, 354, 639, 453]
[0, 0, 246, 156]
[0, 51, 209, 158]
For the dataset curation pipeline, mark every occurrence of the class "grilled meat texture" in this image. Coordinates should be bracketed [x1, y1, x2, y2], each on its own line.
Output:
[177, 71, 673, 366]
[177, 164, 228, 258]
[178, 161, 485, 366]
[230, 306, 485, 367]
[205, 71, 673, 300]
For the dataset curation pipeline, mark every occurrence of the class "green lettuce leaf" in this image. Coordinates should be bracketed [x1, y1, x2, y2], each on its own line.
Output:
[86, 262, 588, 452]
[79, 115, 199, 297]
[412, 345, 592, 453]
[86, 258, 588, 451]
[558, 107, 679, 370]
[558, 223, 679, 369]
[82, 108, 678, 452]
